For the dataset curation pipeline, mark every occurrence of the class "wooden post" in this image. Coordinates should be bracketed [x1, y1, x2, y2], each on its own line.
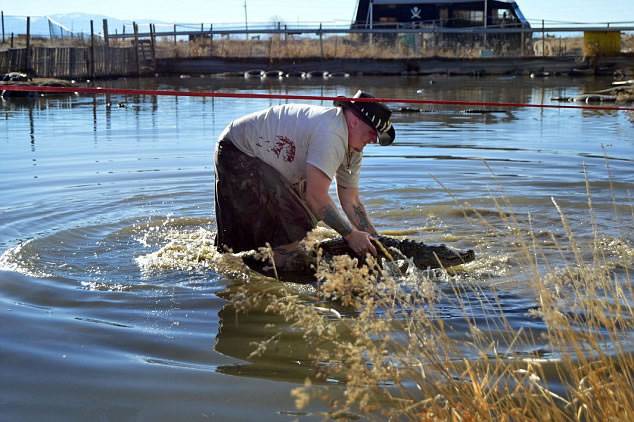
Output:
[25, 17, 31, 75]
[483, 0, 487, 48]
[103, 19, 109, 47]
[173, 24, 177, 45]
[1, 11, 5, 44]
[541, 19, 545, 57]
[369, 0, 373, 48]
[11, 32, 14, 48]
[69, 47, 75, 79]
[90, 20, 95, 79]
[268, 32, 273, 60]
[209, 24, 213, 53]
[149, 23, 156, 71]
[133, 21, 140, 76]
[319, 23, 324, 58]
[432, 21, 434, 56]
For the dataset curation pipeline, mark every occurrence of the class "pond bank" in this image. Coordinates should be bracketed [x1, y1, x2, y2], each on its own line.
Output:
[157, 54, 634, 77]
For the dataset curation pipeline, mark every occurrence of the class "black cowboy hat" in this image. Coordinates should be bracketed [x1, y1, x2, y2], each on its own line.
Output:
[334, 90, 396, 146]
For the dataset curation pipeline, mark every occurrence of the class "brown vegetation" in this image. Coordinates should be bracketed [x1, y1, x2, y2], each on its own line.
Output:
[624, 34, 634, 53]
[3, 32, 631, 60]
[231, 173, 634, 420]
[152, 35, 525, 60]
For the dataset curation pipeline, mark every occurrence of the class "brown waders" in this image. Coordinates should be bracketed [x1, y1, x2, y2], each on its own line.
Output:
[214, 138, 317, 253]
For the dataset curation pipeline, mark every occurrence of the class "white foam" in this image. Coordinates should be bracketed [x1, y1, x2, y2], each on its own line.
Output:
[135, 227, 243, 277]
[0, 240, 53, 278]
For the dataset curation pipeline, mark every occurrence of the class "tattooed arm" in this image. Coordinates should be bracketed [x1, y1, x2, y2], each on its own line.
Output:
[306, 165, 377, 256]
[337, 185, 378, 236]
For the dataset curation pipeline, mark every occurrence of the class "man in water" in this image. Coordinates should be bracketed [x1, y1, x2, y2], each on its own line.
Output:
[214, 90, 396, 270]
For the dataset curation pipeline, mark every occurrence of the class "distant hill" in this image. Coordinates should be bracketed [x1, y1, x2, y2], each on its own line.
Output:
[1, 12, 166, 38]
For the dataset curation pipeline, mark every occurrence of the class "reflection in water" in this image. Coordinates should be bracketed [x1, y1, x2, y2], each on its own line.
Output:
[214, 302, 317, 382]
[28, 105, 35, 148]
[105, 93, 112, 131]
[0, 75, 632, 420]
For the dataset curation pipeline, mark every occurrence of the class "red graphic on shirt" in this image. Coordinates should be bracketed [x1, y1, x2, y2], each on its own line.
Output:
[270, 135, 296, 162]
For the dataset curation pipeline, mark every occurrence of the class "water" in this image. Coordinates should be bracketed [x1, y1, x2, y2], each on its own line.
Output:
[1, 75, 633, 420]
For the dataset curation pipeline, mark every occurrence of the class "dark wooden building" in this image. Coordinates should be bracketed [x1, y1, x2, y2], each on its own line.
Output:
[352, 0, 530, 52]
[352, 0, 530, 29]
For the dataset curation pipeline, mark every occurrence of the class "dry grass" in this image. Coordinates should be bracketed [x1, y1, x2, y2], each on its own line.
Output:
[4, 33, 632, 59]
[230, 170, 634, 420]
[624, 34, 634, 53]
[153, 35, 519, 60]
[154, 34, 634, 60]
[112, 33, 634, 59]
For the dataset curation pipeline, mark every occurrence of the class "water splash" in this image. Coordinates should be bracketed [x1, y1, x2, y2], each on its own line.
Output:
[0, 240, 53, 278]
[135, 227, 246, 279]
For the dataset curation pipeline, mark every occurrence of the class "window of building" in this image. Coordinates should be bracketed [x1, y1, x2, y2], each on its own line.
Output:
[452, 9, 484, 25]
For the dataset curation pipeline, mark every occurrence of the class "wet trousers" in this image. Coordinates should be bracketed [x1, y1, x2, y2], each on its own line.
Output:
[214, 138, 317, 253]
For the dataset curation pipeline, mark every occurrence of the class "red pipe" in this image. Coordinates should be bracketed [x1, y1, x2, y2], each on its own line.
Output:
[2, 84, 633, 112]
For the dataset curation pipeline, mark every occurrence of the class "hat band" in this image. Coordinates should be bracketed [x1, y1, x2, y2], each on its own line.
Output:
[358, 106, 392, 134]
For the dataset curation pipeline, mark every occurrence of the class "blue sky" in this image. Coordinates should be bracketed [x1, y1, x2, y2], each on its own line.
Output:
[4, 1, 634, 25]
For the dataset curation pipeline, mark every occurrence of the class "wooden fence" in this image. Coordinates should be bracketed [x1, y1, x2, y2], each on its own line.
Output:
[0, 46, 139, 79]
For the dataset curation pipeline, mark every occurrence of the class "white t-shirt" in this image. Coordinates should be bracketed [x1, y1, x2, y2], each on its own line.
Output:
[218, 104, 362, 190]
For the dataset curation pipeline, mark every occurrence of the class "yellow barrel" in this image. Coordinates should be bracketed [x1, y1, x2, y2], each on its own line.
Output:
[583, 31, 621, 56]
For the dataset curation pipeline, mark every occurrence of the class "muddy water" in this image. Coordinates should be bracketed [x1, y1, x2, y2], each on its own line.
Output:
[1, 75, 633, 420]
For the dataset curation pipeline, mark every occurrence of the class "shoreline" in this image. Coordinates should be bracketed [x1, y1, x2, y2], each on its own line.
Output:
[157, 54, 634, 78]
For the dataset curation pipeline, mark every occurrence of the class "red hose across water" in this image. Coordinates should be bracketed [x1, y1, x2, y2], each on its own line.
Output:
[2, 84, 633, 112]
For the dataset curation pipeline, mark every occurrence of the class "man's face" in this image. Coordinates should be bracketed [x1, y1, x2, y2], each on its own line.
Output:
[349, 115, 378, 152]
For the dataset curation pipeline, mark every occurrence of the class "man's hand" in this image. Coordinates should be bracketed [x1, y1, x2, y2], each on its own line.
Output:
[344, 229, 377, 257]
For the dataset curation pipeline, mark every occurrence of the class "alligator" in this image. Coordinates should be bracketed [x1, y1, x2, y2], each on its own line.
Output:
[318, 235, 475, 269]
[241, 235, 475, 283]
